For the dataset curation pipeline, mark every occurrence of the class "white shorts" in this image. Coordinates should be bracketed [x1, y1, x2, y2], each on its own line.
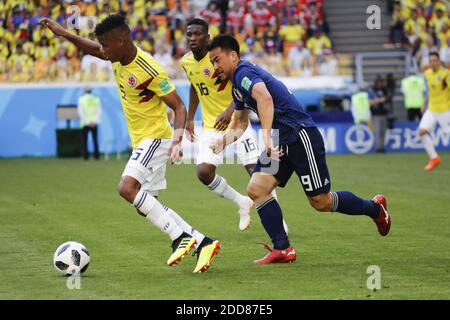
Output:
[122, 138, 171, 195]
[196, 124, 260, 166]
[419, 110, 450, 133]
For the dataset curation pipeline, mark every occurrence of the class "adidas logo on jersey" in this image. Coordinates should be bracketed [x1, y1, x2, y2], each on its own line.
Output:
[324, 178, 329, 186]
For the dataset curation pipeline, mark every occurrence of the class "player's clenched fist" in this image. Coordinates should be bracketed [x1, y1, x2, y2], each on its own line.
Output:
[39, 18, 67, 36]
[209, 139, 225, 155]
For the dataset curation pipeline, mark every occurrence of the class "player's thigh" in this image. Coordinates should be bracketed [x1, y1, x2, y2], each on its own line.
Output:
[122, 138, 170, 194]
[293, 127, 331, 196]
[234, 124, 260, 166]
[196, 130, 224, 166]
[252, 150, 295, 189]
[419, 110, 438, 133]
[436, 110, 450, 133]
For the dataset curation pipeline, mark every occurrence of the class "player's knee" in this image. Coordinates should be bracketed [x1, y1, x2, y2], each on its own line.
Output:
[309, 195, 332, 212]
[117, 181, 138, 203]
[419, 129, 428, 136]
[197, 167, 215, 185]
[247, 183, 267, 201]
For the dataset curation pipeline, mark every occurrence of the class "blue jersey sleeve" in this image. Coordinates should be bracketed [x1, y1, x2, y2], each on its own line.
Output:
[231, 87, 245, 110]
[234, 100, 245, 110]
[235, 66, 264, 98]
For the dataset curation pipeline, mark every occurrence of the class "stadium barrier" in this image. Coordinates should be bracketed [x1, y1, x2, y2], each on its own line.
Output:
[1, 79, 448, 158]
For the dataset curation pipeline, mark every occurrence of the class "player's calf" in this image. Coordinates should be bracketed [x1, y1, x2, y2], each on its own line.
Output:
[197, 163, 216, 185]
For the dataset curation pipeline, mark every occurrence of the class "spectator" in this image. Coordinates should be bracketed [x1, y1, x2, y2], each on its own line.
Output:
[369, 76, 389, 153]
[134, 30, 153, 53]
[168, 1, 192, 33]
[258, 23, 279, 52]
[385, 73, 396, 115]
[429, 8, 449, 34]
[288, 40, 311, 76]
[146, 0, 168, 16]
[301, 0, 325, 36]
[7, 43, 33, 82]
[279, 15, 306, 44]
[386, 1, 408, 48]
[403, 8, 427, 47]
[351, 84, 371, 125]
[242, 37, 265, 66]
[199, 1, 222, 27]
[437, 22, 449, 47]
[131, 20, 148, 39]
[81, 53, 109, 82]
[318, 49, 337, 76]
[153, 41, 177, 78]
[401, 73, 426, 121]
[282, 0, 300, 26]
[54, 47, 68, 81]
[417, 36, 439, 70]
[306, 29, 332, 75]
[440, 37, 450, 67]
[263, 40, 287, 76]
[252, 0, 274, 30]
[78, 86, 102, 160]
[227, 1, 245, 34]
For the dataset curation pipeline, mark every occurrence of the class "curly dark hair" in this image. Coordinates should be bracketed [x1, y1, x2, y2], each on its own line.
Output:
[94, 14, 130, 37]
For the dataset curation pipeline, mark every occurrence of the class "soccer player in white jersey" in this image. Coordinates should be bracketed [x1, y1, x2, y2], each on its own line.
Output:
[40, 15, 220, 273]
[181, 18, 287, 232]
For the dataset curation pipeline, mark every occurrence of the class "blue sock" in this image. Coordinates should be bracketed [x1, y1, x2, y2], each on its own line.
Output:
[256, 198, 290, 250]
[331, 191, 381, 219]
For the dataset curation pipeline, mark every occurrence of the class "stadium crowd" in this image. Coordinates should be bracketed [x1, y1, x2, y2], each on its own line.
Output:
[387, 0, 450, 70]
[0, 0, 337, 83]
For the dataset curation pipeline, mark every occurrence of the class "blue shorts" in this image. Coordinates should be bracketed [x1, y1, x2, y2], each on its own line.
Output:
[253, 126, 331, 196]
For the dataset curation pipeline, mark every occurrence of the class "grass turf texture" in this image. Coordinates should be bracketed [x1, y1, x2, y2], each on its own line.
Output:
[0, 152, 449, 299]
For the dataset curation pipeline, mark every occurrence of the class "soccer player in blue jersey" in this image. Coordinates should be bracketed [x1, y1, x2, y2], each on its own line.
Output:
[208, 35, 391, 265]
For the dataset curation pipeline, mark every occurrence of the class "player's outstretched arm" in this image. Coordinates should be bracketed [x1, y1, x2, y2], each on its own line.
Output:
[40, 18, 107, 60]
[210, 109, 248, 154]
[252, 82, 283, 159]
[214, 101, 234, 131]
[186, 85, 199, 142]
[162, 91, 187, 164]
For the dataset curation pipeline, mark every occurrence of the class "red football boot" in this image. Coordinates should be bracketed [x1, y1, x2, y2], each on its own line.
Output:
[424, 157, 441, 172]
[254, 243, 297, 265]
[372, 195, 391, 236]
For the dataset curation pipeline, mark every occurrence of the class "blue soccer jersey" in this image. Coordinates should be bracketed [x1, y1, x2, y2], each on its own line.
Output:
[231, 60, 315, 144]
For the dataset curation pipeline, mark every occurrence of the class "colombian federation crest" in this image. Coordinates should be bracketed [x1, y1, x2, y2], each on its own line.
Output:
[203, 68, 211, 77]
[128, 74, 137, 87]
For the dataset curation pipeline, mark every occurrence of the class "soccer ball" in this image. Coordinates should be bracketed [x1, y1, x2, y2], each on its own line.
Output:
[53, 241, 90, 275]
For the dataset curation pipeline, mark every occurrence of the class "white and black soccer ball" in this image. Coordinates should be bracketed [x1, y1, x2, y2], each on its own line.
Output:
[53, 241, 90, 275]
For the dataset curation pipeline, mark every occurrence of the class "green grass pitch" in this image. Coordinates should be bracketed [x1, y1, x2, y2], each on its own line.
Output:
[0, 152, 449, 299]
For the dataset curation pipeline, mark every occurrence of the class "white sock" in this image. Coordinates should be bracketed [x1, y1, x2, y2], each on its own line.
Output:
[162, 205, 205, 248]
[271, 189, 278, 201]
[133, 190, 183, 241]
[421, 134, 438, 159]
[208, 175, 247, 207]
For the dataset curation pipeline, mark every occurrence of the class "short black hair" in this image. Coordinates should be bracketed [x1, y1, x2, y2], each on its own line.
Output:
[207, 34, 240, 56]
[187, 18, 209, 33]
[95, 14, 130, 37]
[429, 51, 440, 59]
